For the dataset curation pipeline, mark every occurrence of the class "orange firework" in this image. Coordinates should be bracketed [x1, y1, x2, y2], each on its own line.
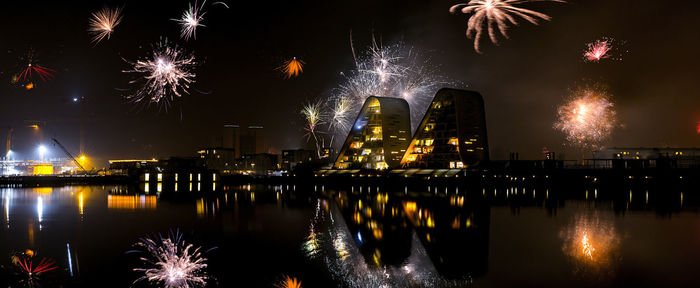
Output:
[274, 275, 302, 288]
[278, 57, 305, 79]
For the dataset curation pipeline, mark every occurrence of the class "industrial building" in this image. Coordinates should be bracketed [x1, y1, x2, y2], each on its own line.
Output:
[400, 88, 489, 169]
[334, 96, 411, 170]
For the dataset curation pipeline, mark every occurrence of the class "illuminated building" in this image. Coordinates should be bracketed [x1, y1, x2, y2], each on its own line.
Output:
[281, 149, 315, 171]
[236, 153, 280, 175]
[32, 164, 54, 175]
[334, 97, 411, 170]
[401, 88, 489, 169]
[198, 147, 236, 173]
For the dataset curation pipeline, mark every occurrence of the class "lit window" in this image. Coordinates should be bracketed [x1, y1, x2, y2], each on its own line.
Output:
[448, 137, 459, 146]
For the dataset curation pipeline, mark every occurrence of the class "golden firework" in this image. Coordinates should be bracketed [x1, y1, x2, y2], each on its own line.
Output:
[274, 275, 302, 288]
[279, 57, 305, 79]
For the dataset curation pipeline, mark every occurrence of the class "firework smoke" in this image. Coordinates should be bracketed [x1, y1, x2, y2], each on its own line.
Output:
[122, 39, 197, 109]
[88, 6, 123, 44]
[450, 0, 565, 53]
[131, 231, 209, 288]
[554, 84, 617, 149]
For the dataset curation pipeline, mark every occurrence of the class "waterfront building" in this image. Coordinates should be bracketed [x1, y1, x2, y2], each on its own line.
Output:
[401, 88, 489, 169]
[593, 147, 700, 160]
[281, 149, 315, 171]
[198, 147, 236, 173]
[236, 153, 280, 175]
[334, 97, 411, 170]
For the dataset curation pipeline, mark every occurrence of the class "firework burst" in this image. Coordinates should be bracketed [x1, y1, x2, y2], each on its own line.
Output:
[449, 0, 566, 53]
[174, 1, 207, 41]
[131, 231, 209, 288]
[278, 57, 305, 79]
[328, 36, 447, 139]
[583, 39, 611, 62]
[302, 101, 325, 157]
[274, 275, 302, 288]
[122, 39, 197, 108]
[16, 50, 55, 83]
[88, 6, 123, 44]
[554, 85, 617, 149]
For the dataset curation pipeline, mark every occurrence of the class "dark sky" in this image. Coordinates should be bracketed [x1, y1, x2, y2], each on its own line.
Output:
[1, 0, 699, 164]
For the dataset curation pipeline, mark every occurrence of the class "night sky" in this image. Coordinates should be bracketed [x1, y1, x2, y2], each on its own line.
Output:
[1, 0, 699, 165]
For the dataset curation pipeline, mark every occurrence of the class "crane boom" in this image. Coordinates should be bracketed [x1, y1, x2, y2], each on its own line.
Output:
[52, 138, 87, 173]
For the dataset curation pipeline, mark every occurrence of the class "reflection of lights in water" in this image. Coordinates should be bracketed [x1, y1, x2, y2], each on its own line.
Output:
[356, 231, 363, 243]
[78, 192, 84, 215]
[108, 195, 157, 210]
[302, 200, 471, 287]
[4, 190, 10, 228]
[581, 234, 594, 260]
[67, 243, 74, 277]
[37, 196, 43, 225]
[561, 211, 621, 277]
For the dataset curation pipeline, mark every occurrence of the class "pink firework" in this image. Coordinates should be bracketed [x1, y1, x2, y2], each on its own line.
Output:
[584, 40, 612, 62]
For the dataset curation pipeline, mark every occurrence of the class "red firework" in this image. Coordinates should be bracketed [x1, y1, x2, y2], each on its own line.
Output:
[18, 63, 55, 82]
[583, 39, 612, 62]
[17, 257, 58, 275]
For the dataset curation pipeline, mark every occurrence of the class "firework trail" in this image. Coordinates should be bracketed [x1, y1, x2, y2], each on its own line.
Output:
[131, 231, 209, 288]
[302, 101, 325, 158]
[88, 6, 122, 44]
[449, 0, 566, 53]
[278, 57, 305, 79]
[174, 1, 207, 41]
[122, 39, 197, 109]
[274, 275, 302, 288]
[16, 50, 55, 83]
[554, 84, 617, 149]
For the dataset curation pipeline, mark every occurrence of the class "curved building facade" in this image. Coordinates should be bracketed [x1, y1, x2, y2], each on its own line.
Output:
[334, 97, 411, 169]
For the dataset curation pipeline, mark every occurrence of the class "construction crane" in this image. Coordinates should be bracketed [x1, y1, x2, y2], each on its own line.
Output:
[52, 138, 87, 174]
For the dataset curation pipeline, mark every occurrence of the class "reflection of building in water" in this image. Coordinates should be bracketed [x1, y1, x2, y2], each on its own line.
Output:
[107, 195, 157, 210]
[336, 191, 413, 266]
[401, 88, 489, 169]
[402, 197, 490, 279]
[330, 190, 490, 284]
[334, 97, 411, 170]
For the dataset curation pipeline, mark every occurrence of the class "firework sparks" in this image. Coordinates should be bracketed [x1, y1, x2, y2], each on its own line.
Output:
[450, 0, 565, 53]
[329, 37, 447, 140]
[174, 1, 207, 41]
[122, 39, 197, 108]
[583, 39, 612, 62]
[88, 7, 123, 44]
[131, 231, 209, 288]
[274, 275, 302, 288]
[17, 50, 55, 83]
[554, 85, 617, 149]
[302, 101, 325, 157]
[17, 257, 58, 275]
[278, 57, 305, 79]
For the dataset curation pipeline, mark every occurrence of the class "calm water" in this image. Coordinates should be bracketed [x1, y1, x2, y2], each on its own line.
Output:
[0, 184, 699, 287]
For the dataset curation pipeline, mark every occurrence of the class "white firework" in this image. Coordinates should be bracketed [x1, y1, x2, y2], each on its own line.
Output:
[123, 39, 197, 108]
[328, 38, 446, 140]
[174, 1, 207, 41]
[88, 6, 123, 44]
[132, 232, 208, 288]
[450, 0, 566, 53]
